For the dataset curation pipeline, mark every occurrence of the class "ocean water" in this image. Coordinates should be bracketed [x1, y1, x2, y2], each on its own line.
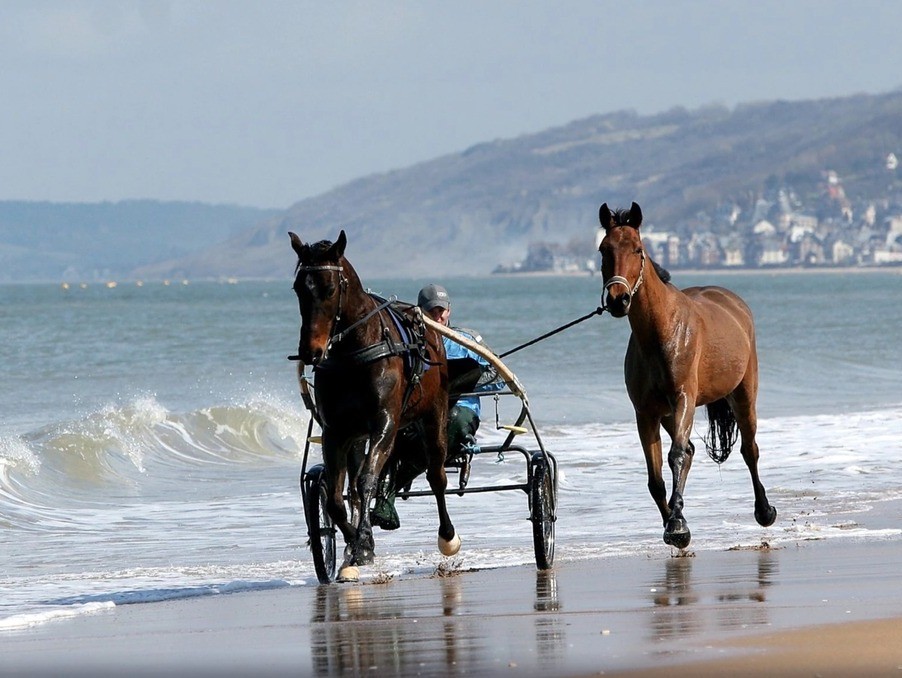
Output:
[2, 270, 902, 629]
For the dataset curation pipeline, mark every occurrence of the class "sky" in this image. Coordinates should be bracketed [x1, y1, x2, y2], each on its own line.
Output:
[2, 1, 901, 210]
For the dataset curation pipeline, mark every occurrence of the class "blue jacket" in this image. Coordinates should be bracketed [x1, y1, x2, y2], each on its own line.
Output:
[444, 328, 505, 418]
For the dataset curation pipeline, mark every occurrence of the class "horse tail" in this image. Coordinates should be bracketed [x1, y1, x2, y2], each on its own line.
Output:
[704, 398, 738, 464]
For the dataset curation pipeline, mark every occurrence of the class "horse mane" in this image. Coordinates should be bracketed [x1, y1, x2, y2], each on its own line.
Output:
[652, 261, 671, 284]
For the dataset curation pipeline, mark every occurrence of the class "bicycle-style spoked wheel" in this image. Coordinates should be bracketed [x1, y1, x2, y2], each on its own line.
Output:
[303, 464, 337, 584]
[530, 452, 556, 570]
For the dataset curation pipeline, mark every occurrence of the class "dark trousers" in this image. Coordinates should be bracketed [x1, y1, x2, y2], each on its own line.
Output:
[388, 406, 480, 492]
[447, 405, 479, 460]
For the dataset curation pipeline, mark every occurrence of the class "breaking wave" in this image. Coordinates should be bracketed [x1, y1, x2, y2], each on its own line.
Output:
[0, 394, 311, 530]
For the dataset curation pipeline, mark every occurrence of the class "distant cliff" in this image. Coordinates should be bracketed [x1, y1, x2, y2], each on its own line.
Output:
[142, 90, 902, 281]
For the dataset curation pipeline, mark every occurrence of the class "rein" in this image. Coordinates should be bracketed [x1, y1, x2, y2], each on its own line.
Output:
[329, 294, 398, 348]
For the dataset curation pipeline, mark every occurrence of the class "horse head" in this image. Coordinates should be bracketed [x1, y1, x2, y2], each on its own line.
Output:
[598, 202, 646, 318]
[290, 230, 348, 365]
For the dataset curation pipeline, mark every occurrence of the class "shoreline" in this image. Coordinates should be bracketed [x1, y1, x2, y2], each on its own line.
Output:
[3, 264, 901, 288]
[491, 264, 902, 278]
[3, 534, 902, 676]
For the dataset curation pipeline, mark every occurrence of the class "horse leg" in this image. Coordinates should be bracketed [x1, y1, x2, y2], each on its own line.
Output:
[636, 413, 669, 525]
[426, 461, 458, 556]
[342, 415, 398, 577]
[332, 438, 374, 582]
[729, 387, 777, 527]
[662, 398, 695, 549]
[341, 439, 365, 529]
[423, 413, 458, 556]
[321, 435, 355, 546]
[325, 465, 354, 544]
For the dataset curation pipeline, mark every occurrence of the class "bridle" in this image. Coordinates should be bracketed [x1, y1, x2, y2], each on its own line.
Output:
[602, 247, 646, 305]
[296, 263, 347, 359]
[294, 263, 399, 361]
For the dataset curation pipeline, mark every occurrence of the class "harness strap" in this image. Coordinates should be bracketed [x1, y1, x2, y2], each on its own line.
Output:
[296, 265, 342, 272]
[317, 337, 422, 369]
[329, 295, 396, 348]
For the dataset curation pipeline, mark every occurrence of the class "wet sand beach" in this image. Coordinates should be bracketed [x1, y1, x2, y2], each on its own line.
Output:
[3, 531, 902, 677]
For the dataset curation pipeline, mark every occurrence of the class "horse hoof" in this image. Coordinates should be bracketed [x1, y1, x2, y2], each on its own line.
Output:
[756, 505, 777, 527]
[337, 566, 360, 582]
[438, 533, 461, 556]
[663, 519, 691, 549]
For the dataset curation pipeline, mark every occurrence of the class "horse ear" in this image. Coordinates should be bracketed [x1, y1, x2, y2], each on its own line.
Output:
[629, 202, 643, 228]
[289, 232, 305, 258]
[331, 230, 347, 259]
[599, 203, 613, 229]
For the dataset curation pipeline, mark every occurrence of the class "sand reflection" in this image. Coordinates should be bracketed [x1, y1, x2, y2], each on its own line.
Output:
[647, 549, 777, 643]
[648, 555, 702, 640]
[308, 577, 475, 675]
[534, 569, 565, 668]
[308, 569, 571, 675]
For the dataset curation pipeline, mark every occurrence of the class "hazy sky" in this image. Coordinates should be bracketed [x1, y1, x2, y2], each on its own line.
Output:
[2, 1, 900, 209]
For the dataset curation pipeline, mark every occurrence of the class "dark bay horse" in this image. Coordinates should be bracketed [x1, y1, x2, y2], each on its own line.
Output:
[598, 202, 776, 548]
[290, 230, 459, 581]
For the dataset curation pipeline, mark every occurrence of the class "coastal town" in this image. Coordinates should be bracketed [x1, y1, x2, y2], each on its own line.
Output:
[497, 155, 902, 273]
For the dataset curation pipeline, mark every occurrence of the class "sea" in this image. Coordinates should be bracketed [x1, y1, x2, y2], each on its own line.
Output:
[2, 270, 902, 630]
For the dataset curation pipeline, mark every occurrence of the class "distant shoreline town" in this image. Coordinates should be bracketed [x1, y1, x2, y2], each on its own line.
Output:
[495, 159, 902, 275]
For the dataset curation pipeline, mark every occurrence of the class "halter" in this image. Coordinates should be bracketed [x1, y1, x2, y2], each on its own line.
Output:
[603, 249, 646, 302]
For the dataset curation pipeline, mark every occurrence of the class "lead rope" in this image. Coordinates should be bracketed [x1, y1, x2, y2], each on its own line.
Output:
[498, 253, 647, 359]
[498, 306, 606, 359]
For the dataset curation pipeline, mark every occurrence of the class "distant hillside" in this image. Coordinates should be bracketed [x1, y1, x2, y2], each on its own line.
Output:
[143, 90, 902, 280]
[146, 91, 902, 280]
[0, 200, 278, 282]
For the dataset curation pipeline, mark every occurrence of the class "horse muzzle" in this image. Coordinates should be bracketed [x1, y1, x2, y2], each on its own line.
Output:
[605, 291, 632, 318]
[296, 344, 325, 366]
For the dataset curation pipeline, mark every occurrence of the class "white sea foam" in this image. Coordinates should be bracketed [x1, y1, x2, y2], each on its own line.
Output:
[0, 435, 41, 476]
[0, 601, 115, 631]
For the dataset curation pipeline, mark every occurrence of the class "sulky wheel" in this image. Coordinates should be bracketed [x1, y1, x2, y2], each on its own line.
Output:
[303, 464, 337, 584]
[529, 452, 556, 570]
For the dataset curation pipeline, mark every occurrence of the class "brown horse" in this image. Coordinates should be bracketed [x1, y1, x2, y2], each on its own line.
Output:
[598, 202, 776, 548]
[290, 230, 459, 580]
